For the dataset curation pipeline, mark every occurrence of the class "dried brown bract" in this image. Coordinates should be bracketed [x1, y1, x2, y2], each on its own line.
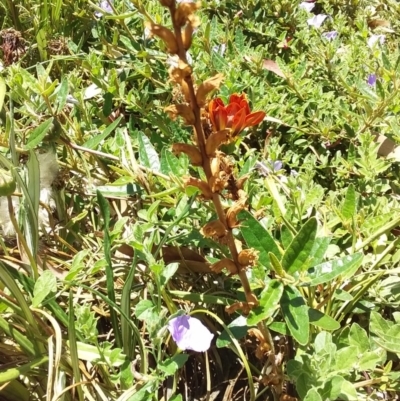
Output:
[183, 176, 213, 199]
[145, 23, 178, 54]
[210, 258, 237, 274]
[200, 220, 227, 240]
[205, 130, 230, 156]
[165, 104, 195, 125]
[238, 248, 259, 267]
[174, 2, 201, 27]
[196, 74, 224, 107]
[172, 143, 202, 166]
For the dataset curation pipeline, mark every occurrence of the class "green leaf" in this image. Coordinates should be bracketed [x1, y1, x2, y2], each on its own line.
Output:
[239, 210, 281, 269]
[314, 331, 336, 355]
[138, 131, 160, 171]
[308, 237, 330, 267]
[0, 76, 6, 111]
[25, 118, 54, 150]
[216, 316, 248, 348]
[135, 300, 155, 320]
[321, 376, 358, 401]
[349, 323, 369, 354]
[56, 76, 69, 113]
[359, 350, 385, 370]
[308, 309, 340, 330]
[83, 116, 122, 150]
[247, 280, 283, 325]
[304, 388, 323, 401]
[158, 354, 188, 376]
[335, 345, 359, 371]
[160, 148, 184, 176]
[280, 225, 293, 249]
[268, 322, 290, 335]
[282, 217, 317, 274]
[305, 253, 363, 286]
[268, 252, 285, 276]
[341, 184, 357, 220]
[32, 271, 57, 307]
[160, 263, 179, 288]
[281, 285, 309, 345]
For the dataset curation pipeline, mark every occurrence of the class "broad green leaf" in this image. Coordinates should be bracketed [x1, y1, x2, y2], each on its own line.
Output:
[335, 345, 359, 371]
[372, 325, 400, 354]
[280, 225, 293, 249]
[314, 331, 335, 355]
[282, 217, 317, 274]
[160, 263, 179, 288]
[32, 271, 57, 307]
[0, 76, 5, 111]
[135, 300, 155, 320]
[296, 372, 313, 399]
[305, 253, 363, 286]
[83, 116, 122, 150]
[268, 321, 290, 335]
[304, 388, 322, 401]
[138, 131, 160, 171]
[158, 354, 188, 376]
[169, 395, 183, 401]
[160, 148, 184, 176]
[308, 309, 340, 330]
[25, 118, 54, 150]
[322, 376, 358, 401]
[239, 210, 281, 269]
[359, 350, 385, 370]
[281, 285, 309, 345]
[247, 280, 283, 325]
[286, 359, 304, 381]
[341, 184, 357, 220]
[217, 316, 248, 348]
[349, 323, 369, 353]
[308, 237, 330, 267]
[370, 311, 393, 334]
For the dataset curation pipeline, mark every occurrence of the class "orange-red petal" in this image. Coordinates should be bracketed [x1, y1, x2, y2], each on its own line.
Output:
[232, 107, 247, 136]
[214, 106, 228, 131]
[244, 111, 266, 128]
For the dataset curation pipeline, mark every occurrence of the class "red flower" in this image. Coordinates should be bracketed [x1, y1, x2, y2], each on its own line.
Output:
[208, 94, 265, 136]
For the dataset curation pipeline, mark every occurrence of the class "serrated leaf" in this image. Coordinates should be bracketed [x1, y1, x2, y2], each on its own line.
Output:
[138, 131, 160, 171]
[349, 323, 369, 353]
[305, 253, 363, 286]
[25, 118, 54, 150]
[239, 210, 281, 269]
[83, 116, 122, 150]
[282, 217, 318, 274]
[308, 309, 340, 330]
[32, 271, 57, 307]
[281, 285, 309, 345]
[341, 184, 357, 220]
[247, 280, 283, 325]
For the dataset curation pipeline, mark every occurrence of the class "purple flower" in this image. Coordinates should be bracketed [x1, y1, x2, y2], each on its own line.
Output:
[168, 315, 213, 352]
[322, 31, 338, 41]
[367, 34, 385, 48]
[95, 0, 113, 17]
[299, 2, 315, 12]
[255, 160, 283, 176]
[367, 74, 377, 86]
[307, 14, 329, 28]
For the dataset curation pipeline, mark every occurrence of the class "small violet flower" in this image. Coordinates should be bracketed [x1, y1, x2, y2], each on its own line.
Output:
[255, 160, 283, 176]
[307, 14, 329, 28]
[367, 34, 385, 49]
[299, 2, 315, 12]
[367, 74, 377, 86]
[168, 315, 214, 352]
[322, 31, 338, 41]
[95, 0, 113, 17]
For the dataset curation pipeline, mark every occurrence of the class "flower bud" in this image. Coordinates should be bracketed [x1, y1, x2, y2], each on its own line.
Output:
[145, 22, 178, 54]
[183, 176, 213, 199]
[172, 143, 202, 166]
[0, 169, 16, 196]
[210, 258, 237, 274]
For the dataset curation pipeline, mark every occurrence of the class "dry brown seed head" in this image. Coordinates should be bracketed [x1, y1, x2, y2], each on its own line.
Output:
[210, 258, 237, 274]
[145, 23, 178, 54]
[200, 220, 227, 239]
[196, 74, 224, 107]
[238, 248, 259, 267]
[164, 104, 195, 125]
[172, 143, 202, 166]
[183, 176, 213, 199]
[226, 198, 247, 228]
[174, 2, 201, 27]
[209, 173, 227, 193]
